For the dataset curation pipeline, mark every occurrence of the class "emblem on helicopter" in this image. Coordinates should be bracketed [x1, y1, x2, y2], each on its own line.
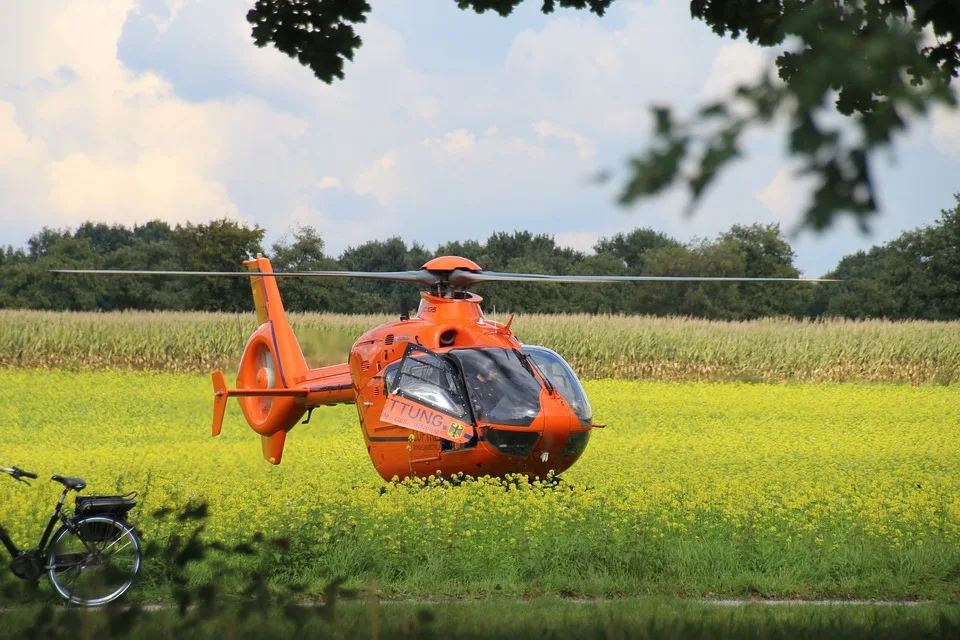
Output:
[447, 421, 466, 439]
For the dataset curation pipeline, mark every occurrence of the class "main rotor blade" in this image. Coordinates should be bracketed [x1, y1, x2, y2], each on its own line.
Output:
[449, 270, 839, 286]
[51, 269, 440, 286]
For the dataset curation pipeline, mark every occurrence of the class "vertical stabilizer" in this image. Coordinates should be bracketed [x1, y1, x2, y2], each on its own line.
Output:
[261, 431, 287, 465]
[243, 256, 308, 384]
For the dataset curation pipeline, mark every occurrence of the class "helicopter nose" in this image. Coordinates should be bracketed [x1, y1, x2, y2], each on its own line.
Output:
[531, 395, 579, 465]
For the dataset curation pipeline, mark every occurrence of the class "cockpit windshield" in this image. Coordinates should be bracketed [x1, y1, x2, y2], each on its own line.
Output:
[449, 348, 543, 426]
[521, 345, 593, 426]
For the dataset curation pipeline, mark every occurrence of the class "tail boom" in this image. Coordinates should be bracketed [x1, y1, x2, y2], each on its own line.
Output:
[210, 256, 356, 465]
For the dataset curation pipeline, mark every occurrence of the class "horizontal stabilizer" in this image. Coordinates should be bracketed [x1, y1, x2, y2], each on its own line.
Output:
[212, 370, 229, 437]
[211, 370, 309, 437]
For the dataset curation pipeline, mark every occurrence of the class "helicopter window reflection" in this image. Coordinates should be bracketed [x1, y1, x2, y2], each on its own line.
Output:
[521, 345, 593, 427]
[393, 345, 470, 420]
[450, 348, 543, 427]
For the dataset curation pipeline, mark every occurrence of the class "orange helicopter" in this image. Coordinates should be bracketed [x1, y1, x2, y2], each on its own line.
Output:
[58, 257, 833, 481]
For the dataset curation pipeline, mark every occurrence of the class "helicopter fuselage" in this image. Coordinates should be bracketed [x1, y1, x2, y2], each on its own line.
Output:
[347, 292, 594, 481]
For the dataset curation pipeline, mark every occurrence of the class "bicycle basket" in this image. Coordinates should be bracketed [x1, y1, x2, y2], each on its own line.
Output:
[75, 494, 137, 519]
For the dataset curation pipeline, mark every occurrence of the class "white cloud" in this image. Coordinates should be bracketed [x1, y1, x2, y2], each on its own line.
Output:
[699, 42, 772, 103]
[0, 1, 131, 88]
[0, 103, 36, 165]
[754, 163, 811, 230]
[931, 103, 960, 160]
[424, 129, 477, 157]
[755, 167, 793, 220]
[48, 151, 238, 224]
[501, 1, 719, 136]
[534, 120, 597, 159]
[554, 231, 598, 254]
[423, 129, 545, 160]
[0, 0, 320, 233]
[316, 176, 343, 190]
[352, 150, 401, 205]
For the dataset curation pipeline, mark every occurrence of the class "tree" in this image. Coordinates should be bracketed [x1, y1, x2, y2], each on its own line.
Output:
[568, 251, 630, 314]
[14, 237, 104, 311]
[99, 238, 183, 311]
[27, 227, 72, 260]
[479, 231, 582, 273]
[73, 222, 136, 255]
[269, 224, 355, 312]
[173, 219, 265, 312]
[338, 237, 427, 313]
[716, 223, 810, 317]
[246, 0, 959, 232]
[437, 231, 585, 312]
[132, 220, 175, 245]
[815, 192, 960, 319]
[593, 228, 681, 273]
[0, 246, 28, 308]
[924, 193, 960, 318]
[641, 240, 748, 319]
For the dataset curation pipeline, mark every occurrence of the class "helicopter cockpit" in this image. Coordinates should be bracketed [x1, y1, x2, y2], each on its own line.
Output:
[384, 343, 591, 430]
[384, 346, 543, 427]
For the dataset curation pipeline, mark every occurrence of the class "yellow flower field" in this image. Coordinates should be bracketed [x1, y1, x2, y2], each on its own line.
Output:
[1, 370, 958, 599]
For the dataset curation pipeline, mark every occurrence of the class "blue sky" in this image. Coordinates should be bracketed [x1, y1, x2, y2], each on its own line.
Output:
[1, 0, 958, 277]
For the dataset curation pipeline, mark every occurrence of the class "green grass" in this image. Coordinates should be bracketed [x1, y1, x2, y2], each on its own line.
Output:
[1, 598, 959, 639]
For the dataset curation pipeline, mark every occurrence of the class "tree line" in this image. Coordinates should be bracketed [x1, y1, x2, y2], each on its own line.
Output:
[1, 193, 958, 320]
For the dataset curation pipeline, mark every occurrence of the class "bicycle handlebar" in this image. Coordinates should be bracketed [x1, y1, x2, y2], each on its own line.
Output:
[1, 466, 38, 480]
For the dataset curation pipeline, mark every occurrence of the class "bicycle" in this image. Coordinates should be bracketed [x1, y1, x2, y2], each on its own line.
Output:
[1, 465, 142, 606]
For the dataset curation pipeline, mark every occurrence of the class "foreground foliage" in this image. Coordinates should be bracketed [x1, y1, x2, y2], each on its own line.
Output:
[1, 372, 957, 602]
[3, 597, 959, 639]
[2, 311, 959, 383]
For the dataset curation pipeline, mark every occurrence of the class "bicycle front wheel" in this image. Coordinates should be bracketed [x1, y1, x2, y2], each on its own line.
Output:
[46, 515, 142, 606]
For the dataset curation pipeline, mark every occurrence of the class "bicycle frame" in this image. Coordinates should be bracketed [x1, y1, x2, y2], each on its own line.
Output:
[0, 488, 71, 560]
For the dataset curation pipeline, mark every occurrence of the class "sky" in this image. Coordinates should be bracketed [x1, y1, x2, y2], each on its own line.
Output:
[1, 0, 959, 278]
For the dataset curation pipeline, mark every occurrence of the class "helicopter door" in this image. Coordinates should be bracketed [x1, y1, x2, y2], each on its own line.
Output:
[380, 344, 475, 444]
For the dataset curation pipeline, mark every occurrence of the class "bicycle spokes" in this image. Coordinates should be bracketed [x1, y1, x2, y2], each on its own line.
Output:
[47, 517, 141, 606]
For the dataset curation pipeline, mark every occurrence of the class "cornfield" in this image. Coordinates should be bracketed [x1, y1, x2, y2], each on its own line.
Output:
[1, 310, 958, 383]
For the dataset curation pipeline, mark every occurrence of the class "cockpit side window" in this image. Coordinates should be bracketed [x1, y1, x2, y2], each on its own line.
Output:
[521, 345, 593, 426]
[392, 344, 471, 420]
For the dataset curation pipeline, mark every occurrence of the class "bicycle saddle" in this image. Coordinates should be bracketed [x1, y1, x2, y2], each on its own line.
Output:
[51, 475, 86, 491]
